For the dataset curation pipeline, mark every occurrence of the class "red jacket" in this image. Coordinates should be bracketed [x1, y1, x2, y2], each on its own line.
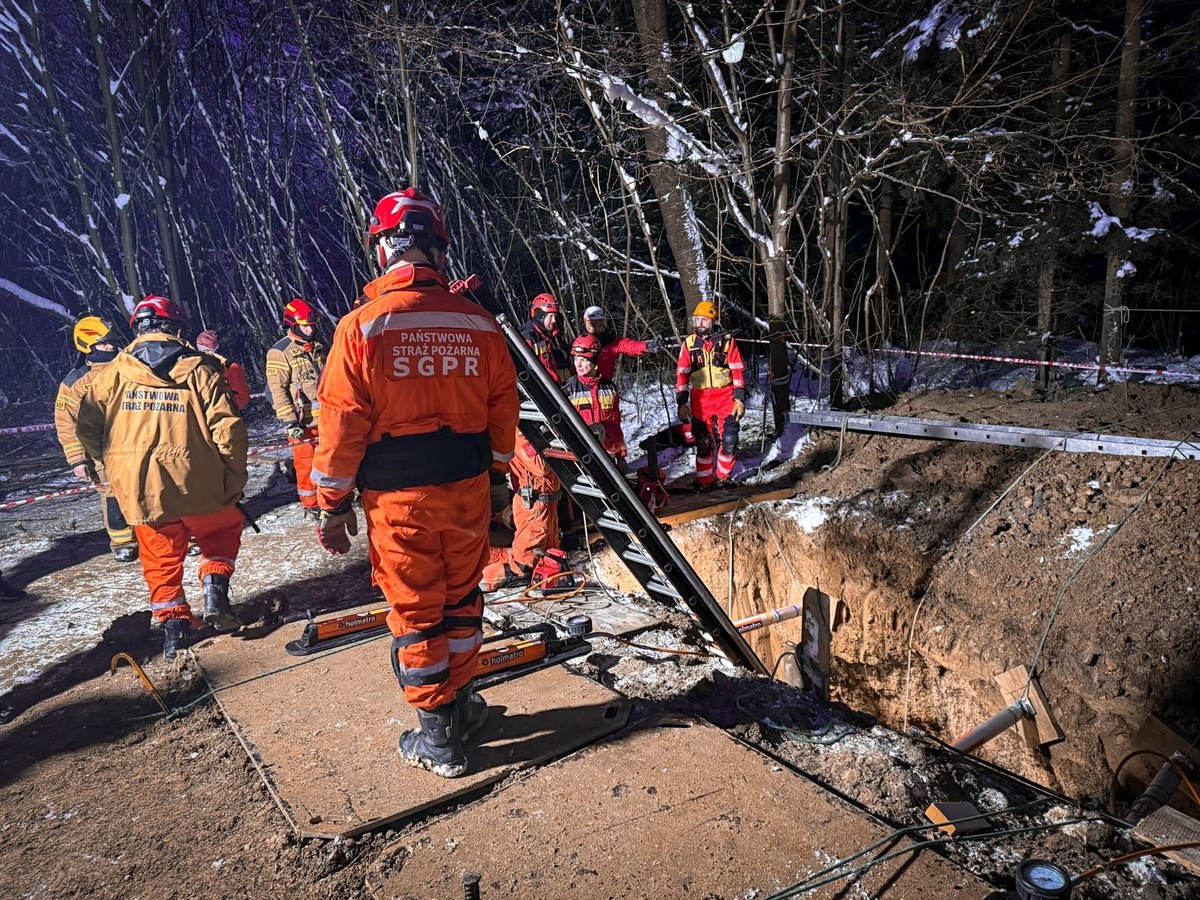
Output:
[224, 361, 251, 410]
[563, 372, 625, 458]
[675, 328, 745, 417]
[596, 333, 650, 380]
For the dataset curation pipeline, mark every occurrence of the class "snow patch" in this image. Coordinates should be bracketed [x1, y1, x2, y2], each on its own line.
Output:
[781, 497, 834, 533]
[722, 41, 745, 64]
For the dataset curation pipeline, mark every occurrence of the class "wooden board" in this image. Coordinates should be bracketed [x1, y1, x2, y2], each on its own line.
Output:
[1133, 805, 1200, 876]
[994, 664, 1064, 748]
[1134, 713, 1200, 770]
[193, 628, 629, 839]
[369, 718, 993, 900]
[658, 483, 797, 525]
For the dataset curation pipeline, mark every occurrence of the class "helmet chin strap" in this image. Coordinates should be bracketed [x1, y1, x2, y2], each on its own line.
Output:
[376, 234, 415, 271]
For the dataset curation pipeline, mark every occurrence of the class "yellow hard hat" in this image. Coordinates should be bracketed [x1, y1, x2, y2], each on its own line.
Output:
[692, 301, 718, 320]
[73, 316, 113, 354]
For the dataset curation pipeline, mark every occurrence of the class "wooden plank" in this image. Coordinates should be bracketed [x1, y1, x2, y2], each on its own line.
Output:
[994, 665, 1064, 748]
[658, 484, 796, 525]
[1133, 713, 1200, 770]
[193, 628, 629, 840]
[1133, 806, 1200, 876]
[370, 719, 995, 900]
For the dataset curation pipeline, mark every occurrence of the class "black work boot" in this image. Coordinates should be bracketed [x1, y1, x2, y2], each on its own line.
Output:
[163, 618, 191, 662]
[455, 680, 488, 741]
[202, 574, 241, 632]
[399, 705, 467, 778]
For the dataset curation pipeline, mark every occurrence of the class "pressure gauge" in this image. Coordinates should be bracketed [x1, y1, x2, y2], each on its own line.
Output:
[1014, 859, 1072, 900]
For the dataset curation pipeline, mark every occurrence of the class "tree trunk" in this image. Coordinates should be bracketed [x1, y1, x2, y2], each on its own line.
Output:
[1099, 0, 1145, 377]
[1037, 25, 1072, 393]
[630, 0, 710, 309]
[823, 9, 852, 409]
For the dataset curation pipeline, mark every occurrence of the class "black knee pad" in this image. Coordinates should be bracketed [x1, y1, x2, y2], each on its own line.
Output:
[691, 418, 713, 456]
[721, 417, 740, 456]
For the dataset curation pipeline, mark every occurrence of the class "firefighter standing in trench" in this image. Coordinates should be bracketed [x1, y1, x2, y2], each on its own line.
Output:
[54, 316, 139, 562]
[266, 299, 326, 519]
[312, 188, 519, 779]
[75, 296, 248, 661]
[675, 301, 746, 490]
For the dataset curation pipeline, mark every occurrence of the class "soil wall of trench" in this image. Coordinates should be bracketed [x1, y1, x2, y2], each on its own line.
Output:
[596, 384, 1200, 803]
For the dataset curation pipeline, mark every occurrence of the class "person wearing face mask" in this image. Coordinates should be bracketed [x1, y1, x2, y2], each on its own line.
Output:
[520, 293, 570, 383]
[675, 301, 746, 490]
[581, 305, 660, 380]
[54, 316, 138, 561]
[266, 298, 326, 519]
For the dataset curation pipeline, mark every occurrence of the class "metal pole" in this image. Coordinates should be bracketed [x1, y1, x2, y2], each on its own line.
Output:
[950, 698, 1035, 754]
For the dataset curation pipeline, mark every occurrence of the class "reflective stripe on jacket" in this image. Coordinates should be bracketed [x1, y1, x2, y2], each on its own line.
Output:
[312, 263, 520, 509]
[563, 373, 625, 457]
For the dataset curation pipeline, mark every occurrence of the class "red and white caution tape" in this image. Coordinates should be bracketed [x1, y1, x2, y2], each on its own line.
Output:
[874, 346, 1200, 380]
[0, 423, 56, 436]
[0, 483, 97, 510]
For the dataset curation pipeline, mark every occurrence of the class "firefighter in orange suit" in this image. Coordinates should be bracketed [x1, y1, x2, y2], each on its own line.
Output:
[54, 316, 138, 561]
[266, 299, 326, 519]
[676, 301, 746, 489]
[76, 296, 248, 662]
[312, 188, 519, 779]
[480, 431, 560, 593]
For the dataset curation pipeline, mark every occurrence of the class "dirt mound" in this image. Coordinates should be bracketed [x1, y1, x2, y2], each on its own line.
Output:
[597, 383, 1200, 801]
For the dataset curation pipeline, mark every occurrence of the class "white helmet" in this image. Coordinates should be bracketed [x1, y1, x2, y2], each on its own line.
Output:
[583, 305, 606, 321]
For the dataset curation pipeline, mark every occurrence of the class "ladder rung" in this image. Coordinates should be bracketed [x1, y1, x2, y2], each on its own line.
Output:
[519, 403, 546, 422]
[622, 545, 659, 569]
[571, 482, 607, 500]
[645, 577, 682, 601]
[596, 512, 633, 534]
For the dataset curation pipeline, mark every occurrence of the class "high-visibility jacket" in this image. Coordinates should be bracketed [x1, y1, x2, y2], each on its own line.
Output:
[312, 263, 520, 509]
[594, 329, 650, 381]
[265, 332, 325, 427]
[563, 372, 625, 458]
[675, 328, 745, 407]
[55, 359, 110, 467]
[75, 332, 248, 525]
[519, 318, 570, 383]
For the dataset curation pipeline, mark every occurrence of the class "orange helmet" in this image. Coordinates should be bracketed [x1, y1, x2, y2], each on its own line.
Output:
[570, 333, 601, 361]
[692, 300, 718, 320]
[283, 298, 315, 327]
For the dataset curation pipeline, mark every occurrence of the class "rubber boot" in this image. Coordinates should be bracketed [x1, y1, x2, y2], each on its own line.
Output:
[202, 574, 241, 632]
[455, 680, 488, 741]
[398, 705, 467, 778]
[163, 618, 190, 662]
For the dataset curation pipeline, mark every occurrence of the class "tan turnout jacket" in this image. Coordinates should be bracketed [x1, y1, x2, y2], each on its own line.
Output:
[54, 361, 109, 467]
[76, 332, 249, 525]
[265, 333, 325, 428]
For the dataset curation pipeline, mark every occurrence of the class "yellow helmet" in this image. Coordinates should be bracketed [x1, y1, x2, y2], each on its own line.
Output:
[692, 301, 718, 320]
[73, 316, 113, 354]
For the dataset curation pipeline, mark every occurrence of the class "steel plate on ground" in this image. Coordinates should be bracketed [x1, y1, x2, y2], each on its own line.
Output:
[193, 629, 629, 839]
[369, 718, 993, 899]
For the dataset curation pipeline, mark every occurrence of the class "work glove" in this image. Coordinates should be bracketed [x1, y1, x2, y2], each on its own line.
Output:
[732, 399, 746, 420]
[489, 469, 510, 516]
[677, 403, 691, 423]
[645, 338, 660, 354]
[286, 423, 306, 442]
[317, 498, 358, 555]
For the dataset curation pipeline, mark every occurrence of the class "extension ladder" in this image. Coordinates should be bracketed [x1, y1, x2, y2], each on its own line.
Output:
[497, 313, 768, 676]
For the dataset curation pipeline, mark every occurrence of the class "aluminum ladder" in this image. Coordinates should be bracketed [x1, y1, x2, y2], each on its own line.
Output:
[497, 313, 768, 675]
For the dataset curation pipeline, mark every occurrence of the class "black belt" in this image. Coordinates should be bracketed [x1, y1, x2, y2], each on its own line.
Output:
[358, 427, 491, 490]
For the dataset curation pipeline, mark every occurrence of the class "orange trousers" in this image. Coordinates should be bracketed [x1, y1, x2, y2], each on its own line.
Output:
[364, 473, 489, 711]
[289, 427, 319, 509]
[133, 505, 243, 622]
[508, 440, 560, 568]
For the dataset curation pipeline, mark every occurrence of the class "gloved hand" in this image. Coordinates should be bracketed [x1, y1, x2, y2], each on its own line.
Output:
[645, 338, 660, 354]
[677, 403, 691, 423]
[489, 469, 510, 516]
[317, 499, 358, 555]
[286, 423, 306, 442]
[732, 399, 746, 420]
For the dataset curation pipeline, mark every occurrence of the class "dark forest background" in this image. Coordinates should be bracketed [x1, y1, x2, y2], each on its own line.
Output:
[1, 0, 1197, 409]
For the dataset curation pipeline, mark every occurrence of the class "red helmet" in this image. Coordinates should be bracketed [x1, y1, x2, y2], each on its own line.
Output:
[531, 293, 559, 316]
[283, 298, 315, 327]
[368, 188, 451, 246]
[130, 295, 186, 331]
[570, 334, 601, 361]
